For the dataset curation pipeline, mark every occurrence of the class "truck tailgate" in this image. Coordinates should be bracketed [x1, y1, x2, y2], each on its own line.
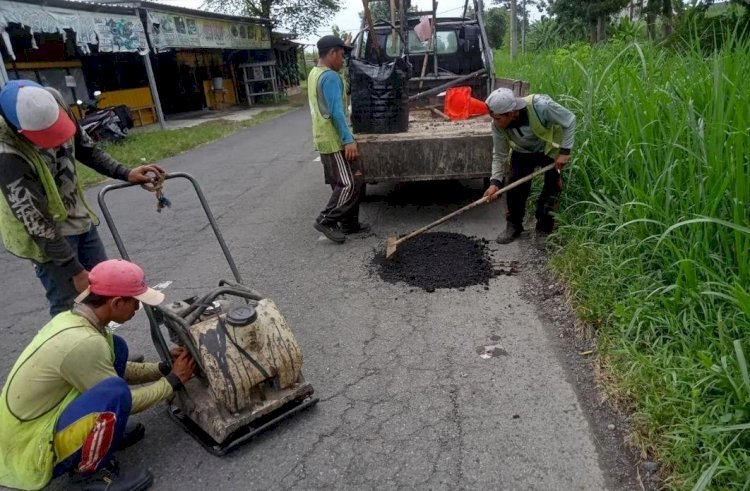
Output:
[356, 111, 493, 183]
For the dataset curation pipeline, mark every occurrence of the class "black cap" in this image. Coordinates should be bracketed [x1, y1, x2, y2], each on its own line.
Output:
[317, 35, 352, 53]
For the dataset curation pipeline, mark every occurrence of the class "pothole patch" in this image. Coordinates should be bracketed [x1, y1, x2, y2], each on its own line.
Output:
[373, 232, 495, 291]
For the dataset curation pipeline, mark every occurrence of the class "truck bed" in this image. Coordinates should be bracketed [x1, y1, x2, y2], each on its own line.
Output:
[356, 109, 493, 183]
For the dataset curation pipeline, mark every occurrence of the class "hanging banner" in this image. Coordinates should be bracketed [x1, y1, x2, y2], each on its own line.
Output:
[0, 1, 147, 54]
[147, 10, 270, 51]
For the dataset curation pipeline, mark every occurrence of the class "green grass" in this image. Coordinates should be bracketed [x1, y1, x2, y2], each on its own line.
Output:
[494, 35, 750, 489]
[77, 109, 290, 187]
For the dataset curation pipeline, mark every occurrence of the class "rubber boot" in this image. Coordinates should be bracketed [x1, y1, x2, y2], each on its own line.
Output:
[496, 224, 523, 244]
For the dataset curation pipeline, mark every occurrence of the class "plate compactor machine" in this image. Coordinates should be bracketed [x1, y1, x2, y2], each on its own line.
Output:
[98, 172, 318, 455]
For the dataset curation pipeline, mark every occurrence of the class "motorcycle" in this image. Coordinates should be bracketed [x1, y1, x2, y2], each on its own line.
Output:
[75, 91, 133, 143]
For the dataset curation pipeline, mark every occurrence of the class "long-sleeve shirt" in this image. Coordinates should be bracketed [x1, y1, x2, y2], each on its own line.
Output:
[490, 94, 576, 183]
[2, 310, 175, 420]
[317, 70, 354, 145]
[0, 88, 130, 277]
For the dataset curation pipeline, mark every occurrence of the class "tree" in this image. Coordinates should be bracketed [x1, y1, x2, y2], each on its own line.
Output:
[527, 17, 563, 50]
[368, 1, 392, 23]
[485, 7, 509, 48]
[548, 0, 631, 43]
[622, 1, 685, 41]
[332, 24, 349, 40]
[359, 1, 418, 24]
[510, 0, 518, 58]
[202, 0, 343, 37]
[493, 0, 544, 53]
[642, 0, 679, 39]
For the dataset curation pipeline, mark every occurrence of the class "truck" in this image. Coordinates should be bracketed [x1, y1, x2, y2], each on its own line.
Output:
[350, 0, 529, 185]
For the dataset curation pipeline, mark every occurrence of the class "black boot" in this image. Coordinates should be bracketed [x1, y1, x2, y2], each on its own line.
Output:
[496, 224, 523, 244]
[341, 222, 371, 235]
[70, 459, 153, 491]
[314, 219, 346, 243]
[116, 422, 145, 451]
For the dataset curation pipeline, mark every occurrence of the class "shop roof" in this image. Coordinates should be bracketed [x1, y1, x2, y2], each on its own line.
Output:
[89, 0, 269, 25]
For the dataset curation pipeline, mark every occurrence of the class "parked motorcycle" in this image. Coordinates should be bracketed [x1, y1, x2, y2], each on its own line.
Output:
[75, 91, 133, 143]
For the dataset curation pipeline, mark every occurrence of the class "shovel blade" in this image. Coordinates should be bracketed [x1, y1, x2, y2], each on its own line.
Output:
[385, 237, 398, 261]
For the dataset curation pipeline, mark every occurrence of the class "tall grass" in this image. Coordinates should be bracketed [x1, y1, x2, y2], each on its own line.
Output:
[495, 35, 750, 488]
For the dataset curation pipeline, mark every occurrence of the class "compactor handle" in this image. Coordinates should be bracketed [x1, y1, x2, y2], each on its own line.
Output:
[97, 172, 245, 365]
[97, 172, 243, 284]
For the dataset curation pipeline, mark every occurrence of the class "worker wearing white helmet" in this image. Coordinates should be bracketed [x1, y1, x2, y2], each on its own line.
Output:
[483, 88, 576, 244]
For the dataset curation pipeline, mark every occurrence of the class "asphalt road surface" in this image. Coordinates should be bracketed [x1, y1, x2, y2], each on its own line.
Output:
[0, 109, 619, 490]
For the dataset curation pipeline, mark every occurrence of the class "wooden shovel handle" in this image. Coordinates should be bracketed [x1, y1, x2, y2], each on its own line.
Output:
[393, 163, 557, 247]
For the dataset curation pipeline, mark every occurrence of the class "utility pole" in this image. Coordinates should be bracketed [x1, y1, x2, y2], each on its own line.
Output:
[521, 0, 527, 54]
[510, 0, 517, 61]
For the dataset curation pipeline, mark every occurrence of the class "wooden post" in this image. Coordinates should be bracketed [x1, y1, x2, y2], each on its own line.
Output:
[229, 63, 240, 105]
[241, 66, 252, 106]
[362, 0, 381, 61]
[141, 51, 166, 129]
[389, 0, 398, 53]
[419, 21, 433, 90]
[0, 62, 9, 87]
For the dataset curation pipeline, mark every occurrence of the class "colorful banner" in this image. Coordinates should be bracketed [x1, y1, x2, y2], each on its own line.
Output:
[0, 1, 147, 54]
[147, 10, 270, 51]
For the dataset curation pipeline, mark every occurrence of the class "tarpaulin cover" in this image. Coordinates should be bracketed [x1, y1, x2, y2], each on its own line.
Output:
[350, 57, 410, 134]
[0, 1, 147, 58]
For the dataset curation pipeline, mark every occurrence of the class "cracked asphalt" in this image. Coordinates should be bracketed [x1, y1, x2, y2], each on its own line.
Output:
[0, 108, 617, 490]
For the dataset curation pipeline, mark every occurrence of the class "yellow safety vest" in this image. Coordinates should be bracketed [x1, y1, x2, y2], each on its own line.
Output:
[500, 94, 563, 158]
[0, 312, 113, 490]
[308, 66, 349, 154]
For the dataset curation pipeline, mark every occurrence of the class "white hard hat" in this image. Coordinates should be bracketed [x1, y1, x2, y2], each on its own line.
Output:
[485, 88, 527, 115]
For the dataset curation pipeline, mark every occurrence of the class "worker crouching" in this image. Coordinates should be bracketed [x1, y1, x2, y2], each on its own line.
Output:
[0, 259, 196, 491]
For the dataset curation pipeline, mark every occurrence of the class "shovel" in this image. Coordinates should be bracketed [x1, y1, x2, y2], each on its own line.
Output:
[385, 163, 556, 260]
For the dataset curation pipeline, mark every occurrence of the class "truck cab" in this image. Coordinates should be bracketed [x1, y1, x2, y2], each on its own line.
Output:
[348, 0, 528, 185]
[355, 15, 491, 103]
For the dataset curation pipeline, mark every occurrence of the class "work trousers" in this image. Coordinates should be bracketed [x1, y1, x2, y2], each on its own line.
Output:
[34, 226, 108, 317]
[318, 150, 364, 228]
[52, 335, 131, 478]
[505, 152, 562, 233]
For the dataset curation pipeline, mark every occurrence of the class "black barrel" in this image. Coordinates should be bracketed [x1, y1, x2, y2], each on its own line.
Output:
[350, 57, 410, 134]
